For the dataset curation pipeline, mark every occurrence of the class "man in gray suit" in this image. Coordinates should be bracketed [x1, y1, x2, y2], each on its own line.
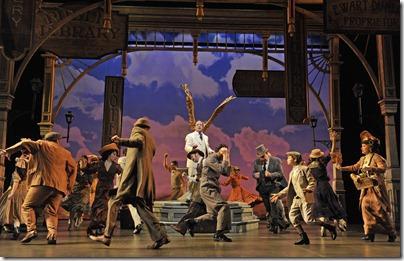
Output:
[271, 151, 337, 245]
[184, 144, 232, 242]
[253, 144, 289, 233]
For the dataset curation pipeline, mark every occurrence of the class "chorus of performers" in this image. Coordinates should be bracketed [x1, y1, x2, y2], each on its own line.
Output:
[0, 83, 397, 247]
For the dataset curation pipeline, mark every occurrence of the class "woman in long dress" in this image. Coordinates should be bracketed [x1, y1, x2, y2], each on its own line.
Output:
[86, 143, 122, 236]
[61, 155, 95, 231]
[308, 150, 347, 235]
[221, 166, 262, 206]
[336, 130, 396, 242]
[0, 149, 31, 240]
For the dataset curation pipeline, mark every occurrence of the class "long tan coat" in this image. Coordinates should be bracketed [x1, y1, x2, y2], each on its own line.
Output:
[5, 139, 77, 196]
[341, 153, 390, 212]
[116, 126, 156, 208]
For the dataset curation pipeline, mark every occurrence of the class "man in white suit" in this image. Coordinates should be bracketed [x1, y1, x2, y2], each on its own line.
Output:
[184, 121, 214, 201]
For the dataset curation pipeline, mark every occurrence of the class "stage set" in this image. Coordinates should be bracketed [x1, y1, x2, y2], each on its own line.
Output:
[0, 0, 401, 258]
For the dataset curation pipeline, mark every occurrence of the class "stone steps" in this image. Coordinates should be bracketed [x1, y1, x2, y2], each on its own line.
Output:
[153, 200, 260, 233]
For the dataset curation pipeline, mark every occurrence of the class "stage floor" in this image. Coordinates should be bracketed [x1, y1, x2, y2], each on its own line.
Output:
[0, 221, 400, 258]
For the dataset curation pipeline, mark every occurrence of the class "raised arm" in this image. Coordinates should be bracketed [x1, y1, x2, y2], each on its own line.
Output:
[114, 133, 145, 149]
[205, 156, 230, 176]
[240, 174, 249, 180]
[163, 153, 172, 172]
[3, 139, 40, 157]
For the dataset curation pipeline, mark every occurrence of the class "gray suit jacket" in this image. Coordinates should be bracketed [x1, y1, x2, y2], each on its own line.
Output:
[199, 153, 230, 192]
[253, 156, 285, 193]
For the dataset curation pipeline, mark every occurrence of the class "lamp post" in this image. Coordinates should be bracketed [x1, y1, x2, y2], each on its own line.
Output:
[309, 116, 318, 148]
[352, 83, 364, 125]
[64, 111, 74, 143]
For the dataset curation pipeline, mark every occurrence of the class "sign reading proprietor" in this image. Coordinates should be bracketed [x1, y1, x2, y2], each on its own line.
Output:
[324, 0, 399, 33]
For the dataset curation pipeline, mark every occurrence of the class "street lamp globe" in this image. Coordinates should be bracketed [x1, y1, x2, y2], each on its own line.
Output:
[65, 111, 74, 125]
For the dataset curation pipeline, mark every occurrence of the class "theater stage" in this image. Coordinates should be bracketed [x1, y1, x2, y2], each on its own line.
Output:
[0, 221, 400, 258]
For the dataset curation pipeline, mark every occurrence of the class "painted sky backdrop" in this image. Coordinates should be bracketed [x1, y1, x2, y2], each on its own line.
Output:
[53, 50, 330, 202]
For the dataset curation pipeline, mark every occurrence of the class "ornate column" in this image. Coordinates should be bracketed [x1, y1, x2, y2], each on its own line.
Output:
[376, 35, 400, 228]
[0, 53, 15, 195]
[37, 53, 56, 136]
[328, 35, 345, 208]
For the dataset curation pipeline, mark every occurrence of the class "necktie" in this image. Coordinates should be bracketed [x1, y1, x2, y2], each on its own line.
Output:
[199, 132, 203, 141]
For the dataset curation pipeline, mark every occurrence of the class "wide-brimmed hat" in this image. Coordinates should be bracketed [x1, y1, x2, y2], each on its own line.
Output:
[309, 148, 324, 159]
[256, 144, 268, 158]
[43, 131, 62, 141]
[187, 149, 204, 159]
[99, 143, 119, 155]
[360, 130, 379, 144]
[134, 117, 151, 129]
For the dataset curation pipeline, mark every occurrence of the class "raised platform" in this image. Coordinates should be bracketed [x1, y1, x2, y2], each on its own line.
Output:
[152, 200, 260, 233]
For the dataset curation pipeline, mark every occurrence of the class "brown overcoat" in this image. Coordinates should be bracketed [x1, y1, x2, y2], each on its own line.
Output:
[116, 126, 156, 208]
[5, 139, 77, 196]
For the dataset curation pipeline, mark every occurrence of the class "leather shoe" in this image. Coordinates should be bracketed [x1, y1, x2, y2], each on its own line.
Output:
[361, 234, 375, 242]
[148, 236, 170, 249]
[47, 239, 57, 245]
[133, 223, 143, 235]
[388, 234, 397, 242]
[213, 233, 232, 242]
[20, 230, 38, 243]
[89, 235, 111, 246]
[185, 219, 196, 237]
[294, 232, 310, 245]
[171, 225, 186, 236]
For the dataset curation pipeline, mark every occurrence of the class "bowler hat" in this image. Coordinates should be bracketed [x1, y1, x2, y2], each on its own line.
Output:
[99, 143, 119, 155]
[187, 149, 204, 159]
[309, 148, 324, 159]
[255, 144, 268, 158]
[134, 117, 151, 129]
[43, 131, 62, 141]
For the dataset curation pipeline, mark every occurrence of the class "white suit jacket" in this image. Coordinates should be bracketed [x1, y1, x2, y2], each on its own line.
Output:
[184, 131, 213, 168]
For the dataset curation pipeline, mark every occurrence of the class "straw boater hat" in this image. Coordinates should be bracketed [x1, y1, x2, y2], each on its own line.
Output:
[43, 131, 62, 141]
[134, 117, 151, 129]
[187, 149, 204, 160]
[99, 143, 119, 155]
[309, 148, 324, 159]
[255, 144, 268, 158]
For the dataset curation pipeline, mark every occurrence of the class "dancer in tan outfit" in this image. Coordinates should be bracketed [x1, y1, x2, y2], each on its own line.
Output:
[337, 130, 396, 242]
[0, 132, 77, 244]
